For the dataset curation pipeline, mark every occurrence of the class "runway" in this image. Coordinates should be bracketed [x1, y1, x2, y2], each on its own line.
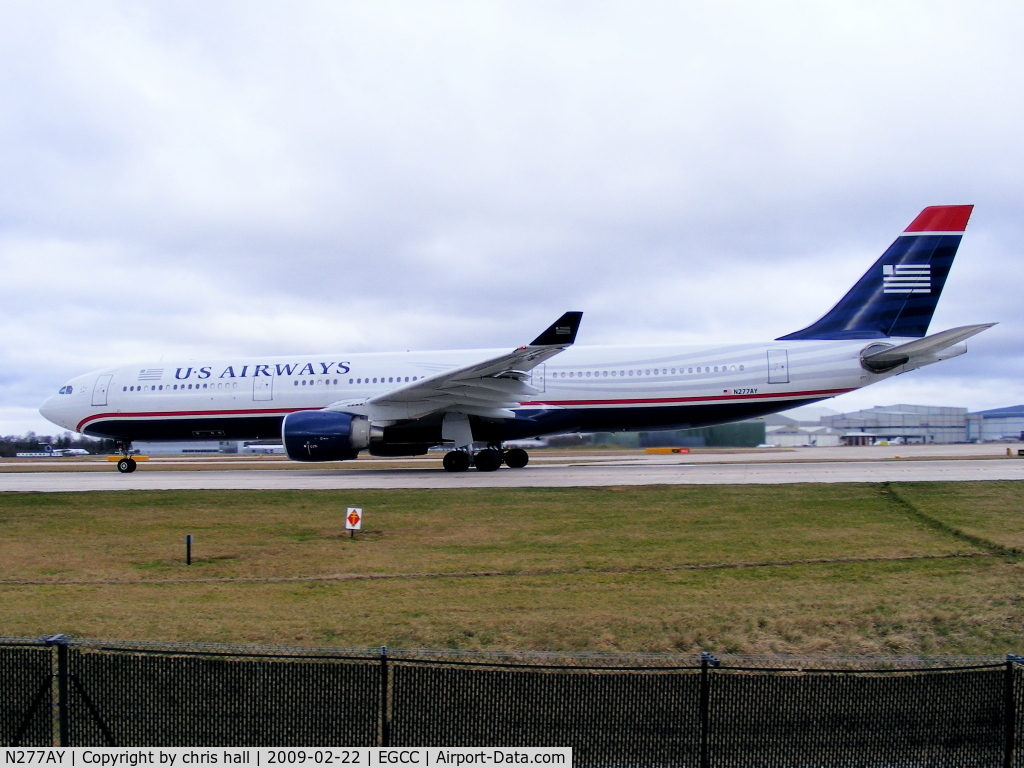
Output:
[2, 445, 1023, 492]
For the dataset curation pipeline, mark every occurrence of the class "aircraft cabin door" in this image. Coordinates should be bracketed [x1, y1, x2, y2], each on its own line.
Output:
[92, 374, 112, 407]
[767, 349, 790, 384]
[253, 374, 274, 402]
[529, 363, 546, 393]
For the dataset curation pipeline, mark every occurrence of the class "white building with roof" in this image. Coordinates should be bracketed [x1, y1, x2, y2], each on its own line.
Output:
[821, 405, 967, 444]
[966, 405, 1024, 442]
[764, 424, 842, 447]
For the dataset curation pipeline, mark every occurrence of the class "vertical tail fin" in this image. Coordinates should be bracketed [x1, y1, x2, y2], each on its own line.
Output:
[778, 205, 973, 340]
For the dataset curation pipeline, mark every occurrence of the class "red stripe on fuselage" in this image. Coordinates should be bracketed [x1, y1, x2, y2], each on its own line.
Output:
[78, 387, 854, 432]
[76, 407, 307, 433]
[522, 388, 853, 407]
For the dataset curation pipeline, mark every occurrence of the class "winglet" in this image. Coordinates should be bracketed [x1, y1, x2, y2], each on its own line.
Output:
[530, 311, 583, 346]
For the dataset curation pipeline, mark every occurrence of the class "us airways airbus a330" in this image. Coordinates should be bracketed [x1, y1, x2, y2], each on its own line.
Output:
[41, 205, 993, 474]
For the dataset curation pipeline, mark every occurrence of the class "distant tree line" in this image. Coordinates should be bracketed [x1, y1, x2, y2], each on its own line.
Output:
[0, 431, 114, 457]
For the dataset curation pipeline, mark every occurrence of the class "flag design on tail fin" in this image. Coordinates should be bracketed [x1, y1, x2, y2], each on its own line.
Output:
[882, 264, 930, 294]
[779, 205, 973, 341]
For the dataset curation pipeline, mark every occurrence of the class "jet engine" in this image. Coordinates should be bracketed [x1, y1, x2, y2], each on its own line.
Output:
[282, 410, 370, 462]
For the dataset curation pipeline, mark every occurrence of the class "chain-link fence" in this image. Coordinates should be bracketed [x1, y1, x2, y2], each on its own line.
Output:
[2, 636, 1022, 767]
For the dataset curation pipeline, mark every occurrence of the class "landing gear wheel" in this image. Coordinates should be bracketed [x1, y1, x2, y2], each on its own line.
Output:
[503, 448, 529, 468]
[474, 448, 503, 472]
[116, 457, 137, 474]
[443, 451, 471, 472]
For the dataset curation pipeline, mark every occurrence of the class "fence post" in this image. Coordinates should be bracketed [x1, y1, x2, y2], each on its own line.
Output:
[380, 646, 390, 748]
[1006, 654, 1023, 768]
[699, 652, 719, 768]
[44, 634, 70, 747]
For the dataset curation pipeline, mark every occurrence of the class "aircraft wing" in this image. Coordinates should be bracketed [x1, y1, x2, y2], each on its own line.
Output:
[329, 312, 583, 423]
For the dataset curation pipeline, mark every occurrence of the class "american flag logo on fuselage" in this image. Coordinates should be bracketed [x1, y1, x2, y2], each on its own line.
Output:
[883, 264, 930, 294]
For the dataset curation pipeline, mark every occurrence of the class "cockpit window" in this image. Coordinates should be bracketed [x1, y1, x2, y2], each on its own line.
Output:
[58, 386, 73, 395]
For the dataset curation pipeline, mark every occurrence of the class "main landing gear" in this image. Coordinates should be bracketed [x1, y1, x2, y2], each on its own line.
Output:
[503, 447, 529, 468]
[442, 445, 530, 473]
[442, 450, 471, 472]
[115, 441, 137, 473]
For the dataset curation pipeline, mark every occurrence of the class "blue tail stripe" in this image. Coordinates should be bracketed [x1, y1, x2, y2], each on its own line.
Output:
[778, 233, 963, 340]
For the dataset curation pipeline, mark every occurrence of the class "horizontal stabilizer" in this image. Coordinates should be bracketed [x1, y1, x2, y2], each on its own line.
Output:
[861, 323, 995, 372]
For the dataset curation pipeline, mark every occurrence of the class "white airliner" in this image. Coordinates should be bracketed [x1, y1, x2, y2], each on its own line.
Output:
[40, 205, 993, 474]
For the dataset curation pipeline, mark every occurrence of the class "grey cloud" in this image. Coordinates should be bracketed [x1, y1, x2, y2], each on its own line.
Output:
[1, 1, 1022, 434]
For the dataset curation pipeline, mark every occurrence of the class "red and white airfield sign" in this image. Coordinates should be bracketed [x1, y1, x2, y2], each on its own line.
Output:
[346, 507, 363, 530]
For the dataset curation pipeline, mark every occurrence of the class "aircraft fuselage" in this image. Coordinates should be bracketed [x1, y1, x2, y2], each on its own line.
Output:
[40, 338, 959, 444]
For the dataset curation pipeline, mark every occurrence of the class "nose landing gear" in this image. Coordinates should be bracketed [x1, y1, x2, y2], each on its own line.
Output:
[114, 441, 137, 473]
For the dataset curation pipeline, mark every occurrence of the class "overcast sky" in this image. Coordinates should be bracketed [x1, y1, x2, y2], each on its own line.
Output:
[2, 1, 1022, 436]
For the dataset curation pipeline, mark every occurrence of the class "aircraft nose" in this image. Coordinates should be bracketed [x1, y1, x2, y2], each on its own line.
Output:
[39, 395, 59, 424]
[39, 393, 74, 430]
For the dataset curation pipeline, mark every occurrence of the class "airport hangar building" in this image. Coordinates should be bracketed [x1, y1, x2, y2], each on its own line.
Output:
[766, 404, 1024, 446]
[966, 405, 1024, 443]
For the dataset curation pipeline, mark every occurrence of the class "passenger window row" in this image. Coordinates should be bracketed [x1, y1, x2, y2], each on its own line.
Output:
[552, 364, 745, 379]
[122, 366, 742, 393]
[123, 376, 428, 393]
[124, 383, 242, 392]
[293, 376, 421, 386]
[331, 376, 420, 385]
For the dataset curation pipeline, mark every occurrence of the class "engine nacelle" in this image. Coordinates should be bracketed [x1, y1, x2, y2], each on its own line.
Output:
[282, 411, 370, 462]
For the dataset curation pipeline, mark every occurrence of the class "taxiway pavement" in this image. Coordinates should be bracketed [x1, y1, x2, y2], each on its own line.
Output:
[2, 445, 1022, 492]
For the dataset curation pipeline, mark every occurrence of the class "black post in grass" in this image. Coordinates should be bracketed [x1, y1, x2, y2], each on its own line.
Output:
[186, 534, 193, 565]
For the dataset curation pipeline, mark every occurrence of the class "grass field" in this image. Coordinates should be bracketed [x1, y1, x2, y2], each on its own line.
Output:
[1, 482, 1022, 654]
